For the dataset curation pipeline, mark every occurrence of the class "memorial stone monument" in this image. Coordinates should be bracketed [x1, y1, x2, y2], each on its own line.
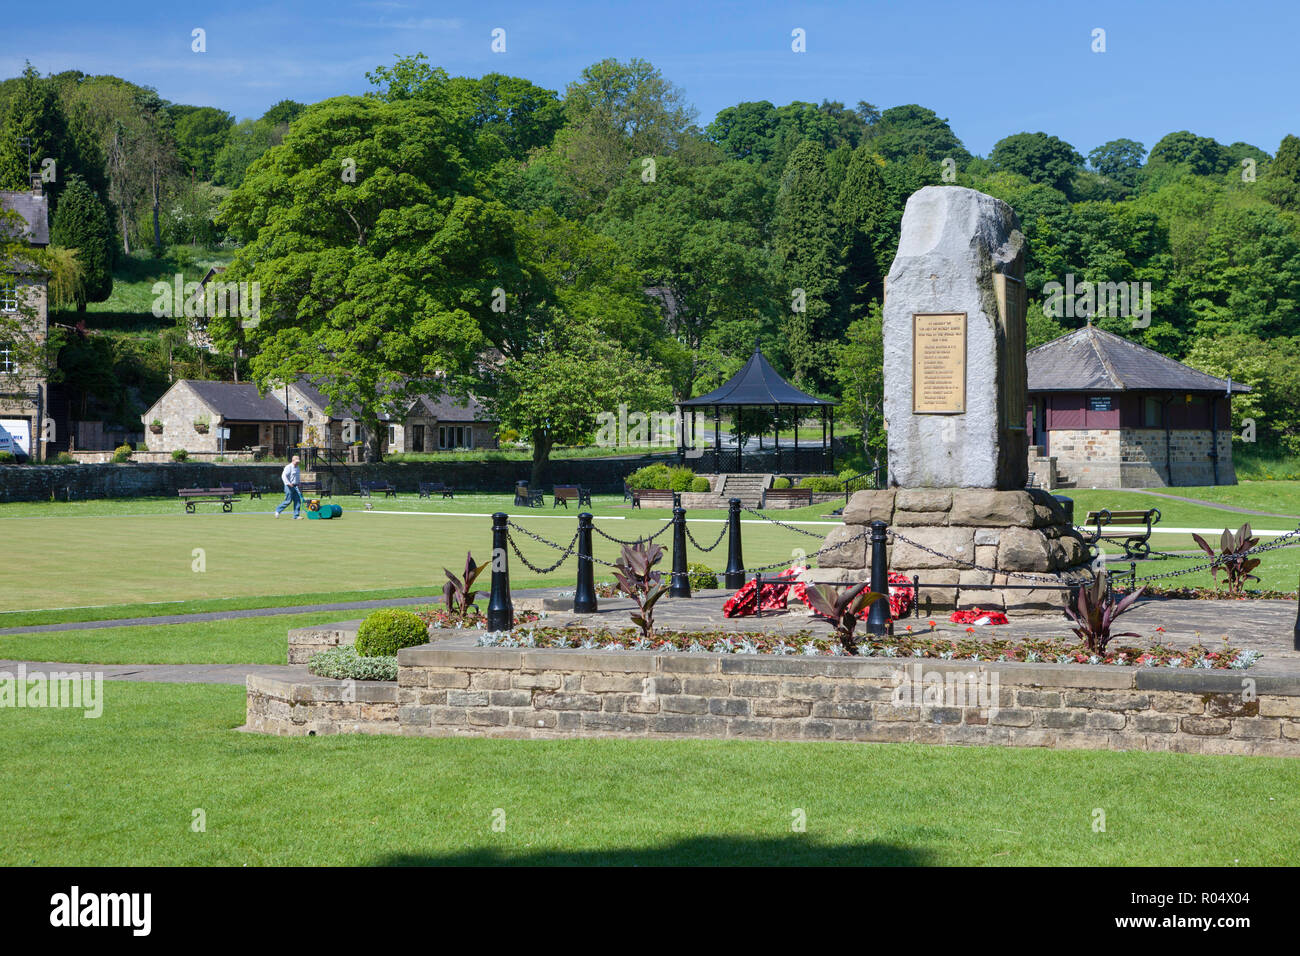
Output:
[813, 186, 1088, 611]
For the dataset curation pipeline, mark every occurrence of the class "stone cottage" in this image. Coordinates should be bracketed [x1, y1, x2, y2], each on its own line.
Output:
[141, 380, 302, 457]
[0, 176, 50, 461]
[1026, 325, 1248, 488]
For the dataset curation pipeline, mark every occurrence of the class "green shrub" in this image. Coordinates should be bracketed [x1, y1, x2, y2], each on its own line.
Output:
[667, 466, 696, 492]
[111, 444, 133, 463]
[307, 645, 397, 681]
[0, 452, 15, 464]
[626, 463, 671, 490]
[799, 475, 843, 492]
[52, 452, 75, 465]
[687, 563, 719, 590]
[689, 476, 712, 493]
[171, 448, 188, 462]
[354, 608, 429, 657]
[772, 476, 791, 489]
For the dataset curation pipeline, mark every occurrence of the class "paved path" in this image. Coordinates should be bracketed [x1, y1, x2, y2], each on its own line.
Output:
[1120, 488, 1300, 521]
[0, 660, 306, 684]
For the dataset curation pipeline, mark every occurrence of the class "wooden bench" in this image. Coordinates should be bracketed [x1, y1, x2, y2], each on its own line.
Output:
[178, 487, 238, 513]
[418, 481, 455, 499]
[552, 485, 592, 508]
[231, 480, 263, 500]
[514, 483, 544, 507]
[1080, 508, 1162, 559]
[632, 489, 677, 509]
[761, 487, 813, 508]
[297, 480, 329, 498]
[358, 480, 396, 498]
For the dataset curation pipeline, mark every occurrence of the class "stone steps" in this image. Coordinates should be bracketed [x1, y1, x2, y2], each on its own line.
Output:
[714, 473, 772, 508]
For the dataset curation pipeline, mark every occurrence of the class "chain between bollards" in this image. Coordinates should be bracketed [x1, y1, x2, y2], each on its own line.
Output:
[866, 519, 890, 638]
[670, 506, 690, 597]
[487, 511, 513, 631]
[574, 512, 598, 613]
[724, 498, 745, 589]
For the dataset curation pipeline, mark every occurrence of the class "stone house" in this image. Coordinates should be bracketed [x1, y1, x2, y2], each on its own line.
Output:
[0, 177, 50, 461]
[1026, 325, 1248, 488]
[141, 380, 302, 457]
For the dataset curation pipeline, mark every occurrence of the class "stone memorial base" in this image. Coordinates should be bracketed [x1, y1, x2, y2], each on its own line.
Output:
[806, 488, 1090, 613]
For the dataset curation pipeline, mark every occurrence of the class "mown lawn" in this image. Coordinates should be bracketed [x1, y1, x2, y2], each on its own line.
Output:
[1, 682, 1296, 866]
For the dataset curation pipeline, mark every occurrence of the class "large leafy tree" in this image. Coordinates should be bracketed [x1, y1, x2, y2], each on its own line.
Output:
[49, 172, 113, 308]
[214, 95, 525, 460]
[169, 105, 233, 179]
[835, 144, 889, 316]
[1263, 134, 1300, 212]
[1147, 130, 1230, 176]
[1087, 138, 1146, 188]
[866, 105, 970, 165]
[990, 132, 1084, 194]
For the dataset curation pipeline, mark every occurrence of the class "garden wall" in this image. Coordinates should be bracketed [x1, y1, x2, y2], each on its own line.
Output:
[387, 644, 1300, 757]
[245, 674, 398, 736]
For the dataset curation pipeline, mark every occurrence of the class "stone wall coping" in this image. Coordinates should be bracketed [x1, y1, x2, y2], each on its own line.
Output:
[395, 642, 1296, 695]
[245, 673, 398, 703]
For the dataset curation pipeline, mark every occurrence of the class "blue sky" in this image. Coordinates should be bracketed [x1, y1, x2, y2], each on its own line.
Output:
[4, 0, 1297, 158]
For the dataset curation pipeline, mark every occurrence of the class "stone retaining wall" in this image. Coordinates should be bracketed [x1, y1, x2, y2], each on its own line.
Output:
[387, 645, 1300, 756]
[244, 674, 398, 735]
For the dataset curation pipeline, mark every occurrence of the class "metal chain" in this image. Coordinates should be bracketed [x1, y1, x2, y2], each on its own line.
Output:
[592, 520, 673, 547]
[740, 505, 827, 538]
[884, 527, 1095, 585]
[686, 523, 728, 552]
[733, 527, 875, 575]
[1131, 529, 1300, 584]
[506, 530, 578, 575]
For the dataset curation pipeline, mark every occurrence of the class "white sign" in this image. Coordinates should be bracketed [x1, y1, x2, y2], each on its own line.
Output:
[218, 427, 230, 439]
[0, 419, 31, 457]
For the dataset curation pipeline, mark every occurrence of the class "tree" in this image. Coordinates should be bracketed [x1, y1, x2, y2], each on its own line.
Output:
[1147, 131, 1230, 176]
[990, 132, 1084, 194]
[835, 144, 889, 317]
[490, 327, 672, 486]
[1185, 334, 1300, 453]
[0, 64, 86, 204]
[1087, 138, 1146, 188]
[169, 105, 233, 179]
[1263, 134, 1300, 212]
[49, 173, 112, 308]
[866, 105, 970, 166]
[833, 303, 885, 472]
[773, 140, 841, 382]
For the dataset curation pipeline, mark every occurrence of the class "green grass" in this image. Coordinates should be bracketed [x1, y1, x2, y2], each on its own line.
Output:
[1235, 449, 1300, 481]
[1, 682, 1295, 866]
[85, 246, 236, 315]
[0, 495, 832, 623]
[0, 611, 356, 665]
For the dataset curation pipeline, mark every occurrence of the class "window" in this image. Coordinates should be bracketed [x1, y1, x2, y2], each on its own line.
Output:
[1143, 396, 1162, 428]
[0, 281, 16, 312]
[438, 425, 472, 449]
[0, 344, 13, 373]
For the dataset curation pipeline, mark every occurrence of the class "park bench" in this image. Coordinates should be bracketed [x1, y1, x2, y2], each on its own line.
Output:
[418, 481, 455, 499]
[552, 485, 593, 508]
[761, 487, 813, 508]
[178, 487, 238, 513]
[1079, 508, 1162, 559]
[514, 482, 544, 507]
[358, 480, 397, 498]
[231, 480, 263, 500]
[297, 480, 329, 498]
[632, 489, 678, 509]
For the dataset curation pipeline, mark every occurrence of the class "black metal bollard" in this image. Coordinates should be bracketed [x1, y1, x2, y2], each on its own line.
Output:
[487, 511, 514, 631]
[574, 512, 598, 613]
[724, 497, 745, 589]
[670, 506, 691, 597]
[866, 519, 890, 637]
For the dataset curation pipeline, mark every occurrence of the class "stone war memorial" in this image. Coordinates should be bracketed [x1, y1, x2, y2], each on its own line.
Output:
[817, 186, 1089, 611]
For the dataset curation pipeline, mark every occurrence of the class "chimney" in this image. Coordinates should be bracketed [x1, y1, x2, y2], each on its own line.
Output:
[29, 173, 42, 196]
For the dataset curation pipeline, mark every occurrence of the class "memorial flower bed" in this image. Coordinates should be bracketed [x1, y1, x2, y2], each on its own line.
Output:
[416, 606, 542, 629]
[1116, 584, 1298, 601]
[471, 625, 1261, 668]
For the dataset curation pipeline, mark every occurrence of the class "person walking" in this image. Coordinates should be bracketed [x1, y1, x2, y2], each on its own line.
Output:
[275, 455, 303, 519]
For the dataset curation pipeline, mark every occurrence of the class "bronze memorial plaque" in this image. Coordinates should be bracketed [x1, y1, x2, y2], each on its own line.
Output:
[912, 312, 967, 414]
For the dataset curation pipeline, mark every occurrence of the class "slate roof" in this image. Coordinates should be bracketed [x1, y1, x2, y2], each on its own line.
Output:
[1027, 325, 1249, 394]
[680, 346, 836, 407]
[185, 381, 302, 422]
[0, 190, 50, 246]
[409, 392, 493, 421]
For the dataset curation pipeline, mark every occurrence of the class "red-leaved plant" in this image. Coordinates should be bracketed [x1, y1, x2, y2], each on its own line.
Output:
[804, 582, 887, 655]
[1065, 571, 1145, 654]
[443, 551, 490, 623]
[611, 540, 670, 640]
[1191, 523, 1262, 596]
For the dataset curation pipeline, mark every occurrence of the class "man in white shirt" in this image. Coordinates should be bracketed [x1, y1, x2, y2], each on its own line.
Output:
[274, 455, 303, 519]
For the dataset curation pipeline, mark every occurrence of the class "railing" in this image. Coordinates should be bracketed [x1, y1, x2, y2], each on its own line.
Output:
[841, 466, 882, 503]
